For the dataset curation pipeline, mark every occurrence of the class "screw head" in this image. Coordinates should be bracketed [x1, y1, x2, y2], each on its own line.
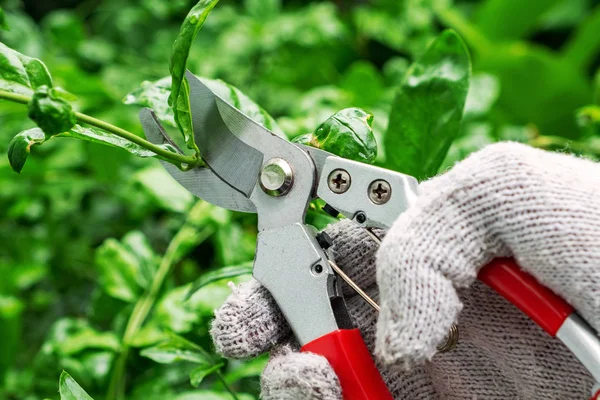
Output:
[327, 169, 351, 194]
[368, 179, 392, 205]
[311, 263, 324, 275]
[355, 212, 367, 224]
[259, 158, 293, 197]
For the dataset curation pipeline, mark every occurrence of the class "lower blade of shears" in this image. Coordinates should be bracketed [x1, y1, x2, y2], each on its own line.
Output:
[139, 108, 257, 213]
[186, 71, 268, 198]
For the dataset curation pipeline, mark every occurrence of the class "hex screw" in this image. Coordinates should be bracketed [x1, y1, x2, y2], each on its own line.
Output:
[327, 169, 351, 194]
[368, 179, 392, 205]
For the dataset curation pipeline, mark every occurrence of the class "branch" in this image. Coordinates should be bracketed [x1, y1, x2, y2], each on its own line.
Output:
[0, 90, 203, 169]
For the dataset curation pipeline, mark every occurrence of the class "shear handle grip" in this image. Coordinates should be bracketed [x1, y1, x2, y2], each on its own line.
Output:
[478, 257, 574, 336]
[301, 329, 393, 400]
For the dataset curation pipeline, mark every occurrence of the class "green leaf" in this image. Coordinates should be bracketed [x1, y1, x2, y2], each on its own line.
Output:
[7, 123, 178, 174]
[189, 363, 224, 387]
[59, 371, 94, 400]
[0, 41, 52, 95]
[95, 237, 143, 302]
[186, 263, 253, 300]
[63, 125, 178, 159]
[27, 85, 77, 137]
[153, 286, 200, 333]
[140, 334, 213, 365]
[168, 0, 221, 149]
[0, 7, 9, 31]
[384, 30, 471, 180]
[124, 77, 176, 128]
[7, 128, 46, 173]
[292, 108, 377, 164]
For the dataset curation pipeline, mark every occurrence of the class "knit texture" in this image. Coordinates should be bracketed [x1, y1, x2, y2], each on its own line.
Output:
[376, 142, 600, 369]
[211, 143, 599, 399]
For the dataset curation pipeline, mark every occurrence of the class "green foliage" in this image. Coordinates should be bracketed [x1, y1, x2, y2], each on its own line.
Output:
[125, 76, 284, 137]
[59, 371, 94, 400]
[385, 30, 471, 180]
[169, 0, 220, 150]
[0, 41, 52, 94]
[293, 108, 377, 164]
[7, 128, 45, 173]
[0, 0, 599, 399]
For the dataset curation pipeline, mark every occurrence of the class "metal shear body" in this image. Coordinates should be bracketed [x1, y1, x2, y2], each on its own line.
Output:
[141, 72, 600, 400]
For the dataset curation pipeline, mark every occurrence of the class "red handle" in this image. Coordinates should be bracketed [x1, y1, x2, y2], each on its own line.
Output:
[300, 259, 577, 400]
[301, 329, 393, 400]
[478, 257, 574, 336]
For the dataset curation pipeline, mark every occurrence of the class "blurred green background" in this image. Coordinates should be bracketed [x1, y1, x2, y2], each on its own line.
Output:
[0, 0, 599, 399]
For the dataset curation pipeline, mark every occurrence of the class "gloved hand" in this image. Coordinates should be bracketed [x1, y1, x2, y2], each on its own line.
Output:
[211, 142, 600, 399]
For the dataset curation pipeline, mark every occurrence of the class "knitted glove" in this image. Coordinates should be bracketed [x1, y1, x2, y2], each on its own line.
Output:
[211, 142, 599, 399]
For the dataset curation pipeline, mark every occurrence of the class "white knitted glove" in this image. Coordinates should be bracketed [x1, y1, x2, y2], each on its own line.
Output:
[211, 142, 600, 399]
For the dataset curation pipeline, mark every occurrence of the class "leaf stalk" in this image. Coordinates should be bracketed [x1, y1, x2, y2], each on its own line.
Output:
[0, 89, 203, 169]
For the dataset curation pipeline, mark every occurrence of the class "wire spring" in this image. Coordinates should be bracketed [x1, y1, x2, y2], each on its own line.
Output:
[328, 226, 459, 353]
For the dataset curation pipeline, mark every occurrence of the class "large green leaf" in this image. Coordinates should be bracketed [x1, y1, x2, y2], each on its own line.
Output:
[384, 30, 471, 180]
[168, 0, 220, 149]
[0, 41, 52, 95]
[293, 108, 377, 164]
[59, 371, 94, 400]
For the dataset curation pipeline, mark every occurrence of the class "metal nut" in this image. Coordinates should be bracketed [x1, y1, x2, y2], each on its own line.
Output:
[368, 179, 391, 205]
[259, 158, 293, 197]
[327, 169, 351, 194]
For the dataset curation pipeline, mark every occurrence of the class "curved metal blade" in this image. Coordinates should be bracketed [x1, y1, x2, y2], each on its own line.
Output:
[139, 108, 256, 213]
[186, 71, 268, 197]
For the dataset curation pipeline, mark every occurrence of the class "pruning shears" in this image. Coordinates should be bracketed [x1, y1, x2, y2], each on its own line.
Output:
[140, 71, 600, 400]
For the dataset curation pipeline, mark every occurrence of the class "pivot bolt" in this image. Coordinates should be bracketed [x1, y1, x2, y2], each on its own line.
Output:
[368, 179, 392, 205]
[327, 169, 351, 194]
[260, 158, 293, 197]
